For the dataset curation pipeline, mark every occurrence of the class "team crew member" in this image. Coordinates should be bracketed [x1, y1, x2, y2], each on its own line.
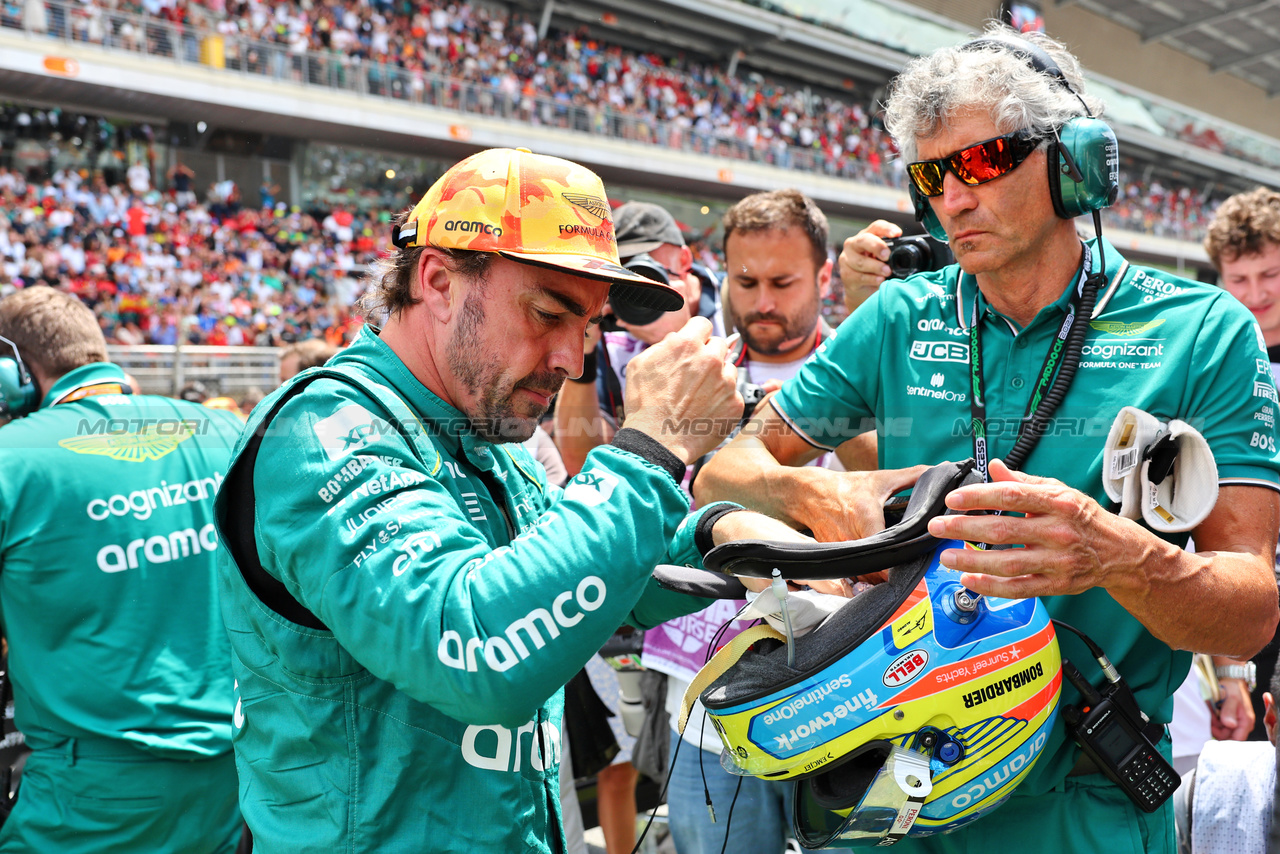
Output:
[697, 26, 1280, 852]
[0, 287, 244, 853]
[214, 148, 780, 853]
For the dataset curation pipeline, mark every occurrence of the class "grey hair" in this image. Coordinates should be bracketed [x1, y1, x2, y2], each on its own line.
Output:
[884, 23, 1105, 162]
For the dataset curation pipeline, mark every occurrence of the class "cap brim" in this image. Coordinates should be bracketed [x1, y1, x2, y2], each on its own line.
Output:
[615, 238, 665, 258]
[499, 250, 684, 312]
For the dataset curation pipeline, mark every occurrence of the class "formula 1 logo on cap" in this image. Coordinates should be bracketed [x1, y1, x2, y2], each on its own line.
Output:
[562, 192, 610, 221]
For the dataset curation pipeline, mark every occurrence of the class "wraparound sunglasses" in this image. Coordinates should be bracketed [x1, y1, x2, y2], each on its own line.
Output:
[906, 130, 1044, 197]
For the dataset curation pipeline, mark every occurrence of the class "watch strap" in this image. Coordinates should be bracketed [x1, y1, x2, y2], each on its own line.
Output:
[1214, 663, 1256, 691]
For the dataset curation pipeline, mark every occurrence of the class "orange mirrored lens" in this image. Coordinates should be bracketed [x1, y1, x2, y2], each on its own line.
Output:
[907, 133, 1037, 197]
[907, 162, 946, 196]
[955, 137, 1018, 183]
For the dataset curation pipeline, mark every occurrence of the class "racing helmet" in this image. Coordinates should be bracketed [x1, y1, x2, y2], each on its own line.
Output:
[693, 461, 1062, 847]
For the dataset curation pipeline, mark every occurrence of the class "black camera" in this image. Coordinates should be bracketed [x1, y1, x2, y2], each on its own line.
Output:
[601, 253, 670, 331]
[885, 235, 954, 280]
[739, 377, 767, 420]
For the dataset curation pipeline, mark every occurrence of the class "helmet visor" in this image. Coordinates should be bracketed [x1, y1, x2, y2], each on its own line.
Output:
[794, 745, 933, 848]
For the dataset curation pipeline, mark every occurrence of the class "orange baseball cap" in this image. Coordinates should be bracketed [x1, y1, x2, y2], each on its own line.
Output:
[392, 148, 683, 312]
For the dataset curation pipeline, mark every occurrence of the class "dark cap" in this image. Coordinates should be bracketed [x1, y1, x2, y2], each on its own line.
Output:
[614, 202, 686, 259]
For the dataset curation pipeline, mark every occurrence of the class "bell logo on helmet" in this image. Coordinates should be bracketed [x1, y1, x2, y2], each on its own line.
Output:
[883, 649, 930, 688]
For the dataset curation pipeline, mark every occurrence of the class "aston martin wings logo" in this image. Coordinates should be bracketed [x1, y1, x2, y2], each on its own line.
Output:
[59, 428, 196, 462]
[562, 192, 610, 221]
[1089, 319, 1166, 337]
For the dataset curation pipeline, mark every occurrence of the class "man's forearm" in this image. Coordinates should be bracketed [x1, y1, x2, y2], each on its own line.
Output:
[694, 435, 823, 526]
[553, 380, 613, 476]
[1109, 539, 1279, 658]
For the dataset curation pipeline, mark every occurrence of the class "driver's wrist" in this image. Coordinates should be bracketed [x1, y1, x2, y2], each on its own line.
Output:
[697, 502, 745, 555]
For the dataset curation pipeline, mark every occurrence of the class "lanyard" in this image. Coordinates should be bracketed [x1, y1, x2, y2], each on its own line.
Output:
[968, 245, 1093, 481]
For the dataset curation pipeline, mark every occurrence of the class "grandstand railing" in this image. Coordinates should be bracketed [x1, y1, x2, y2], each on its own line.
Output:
[4, 0, 902, 186]
[107, 344, 279, 397]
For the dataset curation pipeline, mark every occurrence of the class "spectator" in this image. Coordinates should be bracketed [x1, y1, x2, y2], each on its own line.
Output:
[168, 160, 196, 208]
[278, 337, 339, 384]
[656, 188, 849, 854]
[1174, 670, 1278, 853]
[125, 159, 150, 195]
[1204, 185, 1280, 742]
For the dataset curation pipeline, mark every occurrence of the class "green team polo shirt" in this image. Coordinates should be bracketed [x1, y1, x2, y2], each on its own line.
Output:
[216, 326, 722, 853]
[0, 362, 244, 758]
[774, 237, 1280, 796]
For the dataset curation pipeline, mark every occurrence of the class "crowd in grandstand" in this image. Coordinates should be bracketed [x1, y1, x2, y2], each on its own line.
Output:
[0, 165, 367, 346]
[9, 0, 1280, 175]
[0, 0, 1243, 347]
[0, 145, 1233, 347]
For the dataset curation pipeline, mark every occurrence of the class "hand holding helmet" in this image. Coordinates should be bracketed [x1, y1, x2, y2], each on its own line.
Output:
[682, 462, 1064, 847]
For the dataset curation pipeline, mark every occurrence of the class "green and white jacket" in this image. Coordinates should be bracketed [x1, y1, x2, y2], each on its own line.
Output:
[215, 326, 720, 853]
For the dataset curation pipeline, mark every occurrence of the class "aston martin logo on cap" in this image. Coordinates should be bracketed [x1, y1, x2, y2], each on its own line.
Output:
[562, 192, 611, 221]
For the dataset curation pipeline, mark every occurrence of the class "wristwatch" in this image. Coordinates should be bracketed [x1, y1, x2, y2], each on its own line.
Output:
[1215, 662, 1257, 692]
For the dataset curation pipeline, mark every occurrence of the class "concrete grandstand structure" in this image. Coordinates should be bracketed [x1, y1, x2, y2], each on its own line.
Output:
[1, 0, 1279, 277]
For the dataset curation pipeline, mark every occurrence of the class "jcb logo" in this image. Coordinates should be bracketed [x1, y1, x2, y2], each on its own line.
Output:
[909, 341, 969, 363]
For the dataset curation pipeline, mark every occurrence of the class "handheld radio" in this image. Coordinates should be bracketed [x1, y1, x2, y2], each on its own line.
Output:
[1056, 632, 1179, 812]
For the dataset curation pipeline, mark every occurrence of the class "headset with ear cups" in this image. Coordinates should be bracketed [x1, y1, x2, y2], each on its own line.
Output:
[0, 334, 38, 418]
[909, 36, 1120, 241]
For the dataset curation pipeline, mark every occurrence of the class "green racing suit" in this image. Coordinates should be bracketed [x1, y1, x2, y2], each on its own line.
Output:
[214, 326, 725, 853]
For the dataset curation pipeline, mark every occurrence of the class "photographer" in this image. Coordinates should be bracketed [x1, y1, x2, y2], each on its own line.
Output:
[549, 200, 711, 854]
[696, 25, 1279, 852]
[553, 201, 720, 476]
[656, 189, 867, 854]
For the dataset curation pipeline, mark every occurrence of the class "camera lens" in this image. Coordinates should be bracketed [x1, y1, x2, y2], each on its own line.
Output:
[612, 253, 673, 327]
[888, 242, 927, 279]
[610, 301, 665, 327]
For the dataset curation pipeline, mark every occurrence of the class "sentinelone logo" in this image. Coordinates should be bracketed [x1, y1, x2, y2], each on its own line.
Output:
[906, 384, 967, 402]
